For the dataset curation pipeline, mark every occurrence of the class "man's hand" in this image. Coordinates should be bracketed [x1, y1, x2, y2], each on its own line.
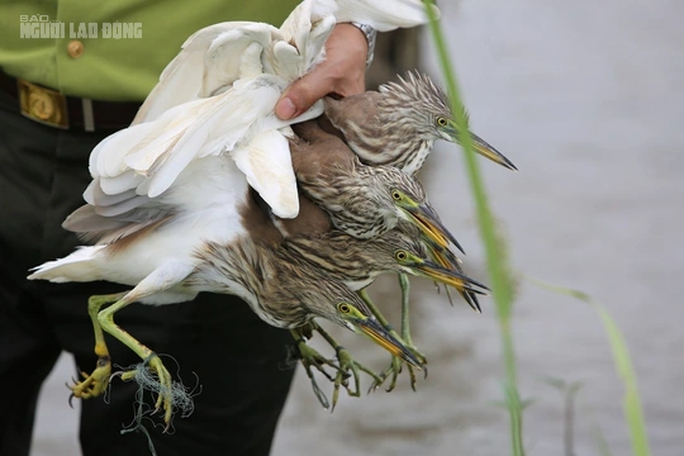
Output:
[275, 23, 368, 120]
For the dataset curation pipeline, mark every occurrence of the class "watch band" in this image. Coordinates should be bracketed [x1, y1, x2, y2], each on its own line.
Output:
[350, 22, 377, 69]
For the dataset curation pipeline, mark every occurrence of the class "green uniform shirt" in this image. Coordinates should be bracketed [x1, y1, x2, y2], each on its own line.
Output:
[0, 1, 300, 101]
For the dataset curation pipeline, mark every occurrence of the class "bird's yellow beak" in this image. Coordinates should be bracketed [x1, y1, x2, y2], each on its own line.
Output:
[470, 132, 518, 171]
[353, 318, 423, 368]
[445, 121, 517, 171]
[420, 244, 486, 313]
[414, 261, 488, 294]
[402, 204, 464, 254]
[425, 241, 461, 270]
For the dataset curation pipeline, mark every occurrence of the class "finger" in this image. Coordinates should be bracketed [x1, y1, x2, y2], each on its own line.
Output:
[275, 23, 367, 120]
[275, 71, 335, 120]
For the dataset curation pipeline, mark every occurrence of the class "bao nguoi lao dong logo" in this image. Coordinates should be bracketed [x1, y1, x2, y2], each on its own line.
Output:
[20, 15, 142, 39]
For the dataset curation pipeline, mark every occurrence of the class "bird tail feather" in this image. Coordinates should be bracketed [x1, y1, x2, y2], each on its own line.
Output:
[27, 246, 106, 283]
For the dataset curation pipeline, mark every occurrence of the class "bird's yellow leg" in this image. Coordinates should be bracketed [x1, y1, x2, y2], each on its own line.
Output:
[97, 296, 174, 426]
[70, 292, 127, 402]
[361, 278, 427, 393]
[311, 322, 381, 411]
[358, 288, 404, 391]
[398, 273, 417, 349]
[290, 326, 337, 410]
[397, 273, 429, 389]
[358, 289, 395, 334]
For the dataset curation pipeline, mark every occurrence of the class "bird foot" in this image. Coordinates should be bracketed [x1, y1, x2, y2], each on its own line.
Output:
[295, 339, 341, 410]
[293, 335, 382, 411]
[370, 345, 428, 393]
[116, 354, 175, 428]
[330, 346, 382, 411]
[68, 356, 111, 403]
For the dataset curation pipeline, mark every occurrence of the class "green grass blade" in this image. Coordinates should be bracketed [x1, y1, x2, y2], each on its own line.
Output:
[504, 383, 526, 455]
[527, 277, 651, 456]
[591, 418, 615, 456]
[421, 2, 522, 455]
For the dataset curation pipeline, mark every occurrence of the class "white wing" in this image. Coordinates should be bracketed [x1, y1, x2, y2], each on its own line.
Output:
[134, 22, 242, 124]
[135, 0, 440, 122]
[232, 129, 299, 218]
[134, 22, 281, 124]
[92, 74, 323, 217]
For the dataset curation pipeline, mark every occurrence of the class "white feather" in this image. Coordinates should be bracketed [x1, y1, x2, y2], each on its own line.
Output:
[133, 22, 258, 124]
[28, 246, 106, 283]
[31, 154, 252, 303]
[99, 172, 145, 197]
[124, 100, 208, 174]
[202, 24, 275, 96]
[233, 129, 298, 219]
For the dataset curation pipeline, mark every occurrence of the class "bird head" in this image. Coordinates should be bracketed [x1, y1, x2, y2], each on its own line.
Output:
[380, 71, 517, 171]
[372, 167, 462, 254]
[373, 230, 487, 295]
[310, 281, 423, 369]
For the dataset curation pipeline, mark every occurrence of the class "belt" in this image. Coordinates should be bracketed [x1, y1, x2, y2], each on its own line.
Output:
[0, 70, 141, 131]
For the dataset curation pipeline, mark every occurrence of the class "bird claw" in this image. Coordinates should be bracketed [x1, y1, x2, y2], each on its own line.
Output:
[111, 354, 175, 429]
[67, 356, 112, 402]
[295, 339, 341, 409]
[294, 333, 383, 410]
[297, 341, 339, 380]
[330, 346, 381, 411]
[369, 345, 428, 393]
[143, 355, 175, 428]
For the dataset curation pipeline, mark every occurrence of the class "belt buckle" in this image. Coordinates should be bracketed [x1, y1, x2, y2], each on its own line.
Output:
[17, 78, 69, 129]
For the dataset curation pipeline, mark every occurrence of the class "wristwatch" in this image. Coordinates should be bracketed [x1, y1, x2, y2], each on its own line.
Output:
[350, 22, 377, 69]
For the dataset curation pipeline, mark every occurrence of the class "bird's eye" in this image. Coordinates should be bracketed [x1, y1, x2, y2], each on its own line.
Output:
[436, 116, 448, 127]
[391, 190, 402, 201]
[395, 250, 408, 261]
[338, 303, 351, 314]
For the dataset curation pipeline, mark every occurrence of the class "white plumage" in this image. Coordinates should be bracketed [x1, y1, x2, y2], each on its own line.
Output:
[29, 154, 249, 307]
[91, 75, 311, 216]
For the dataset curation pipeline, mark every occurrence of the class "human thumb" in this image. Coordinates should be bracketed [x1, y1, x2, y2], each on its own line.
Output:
[275, 74, 333, 120]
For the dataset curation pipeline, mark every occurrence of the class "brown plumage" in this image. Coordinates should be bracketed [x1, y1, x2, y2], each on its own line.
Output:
[191, 237, 379, 330]
[250, 186, 484, 313]
[289, 120, 461, 252]
[282, 228, 488, 300]
[239, 121, 484, 312]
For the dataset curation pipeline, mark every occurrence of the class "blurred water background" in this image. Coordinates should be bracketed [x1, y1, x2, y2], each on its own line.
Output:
[32, 0, 683, 454]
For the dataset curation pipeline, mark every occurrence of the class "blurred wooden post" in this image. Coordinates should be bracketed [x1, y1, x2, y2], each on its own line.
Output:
[366, 28, 421, 90]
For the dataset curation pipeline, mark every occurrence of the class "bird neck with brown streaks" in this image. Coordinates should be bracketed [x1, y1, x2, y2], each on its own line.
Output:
[297, 158, 397, 239]
[192, 239, 360, 330]
[283, 230, 398, 291]
[342, 117, 434, 177]
[336, 72, 451, 176]
[345, 124, 435, 176]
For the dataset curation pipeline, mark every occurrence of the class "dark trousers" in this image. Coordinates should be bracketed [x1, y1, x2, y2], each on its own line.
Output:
[0, 91, 295, 455]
